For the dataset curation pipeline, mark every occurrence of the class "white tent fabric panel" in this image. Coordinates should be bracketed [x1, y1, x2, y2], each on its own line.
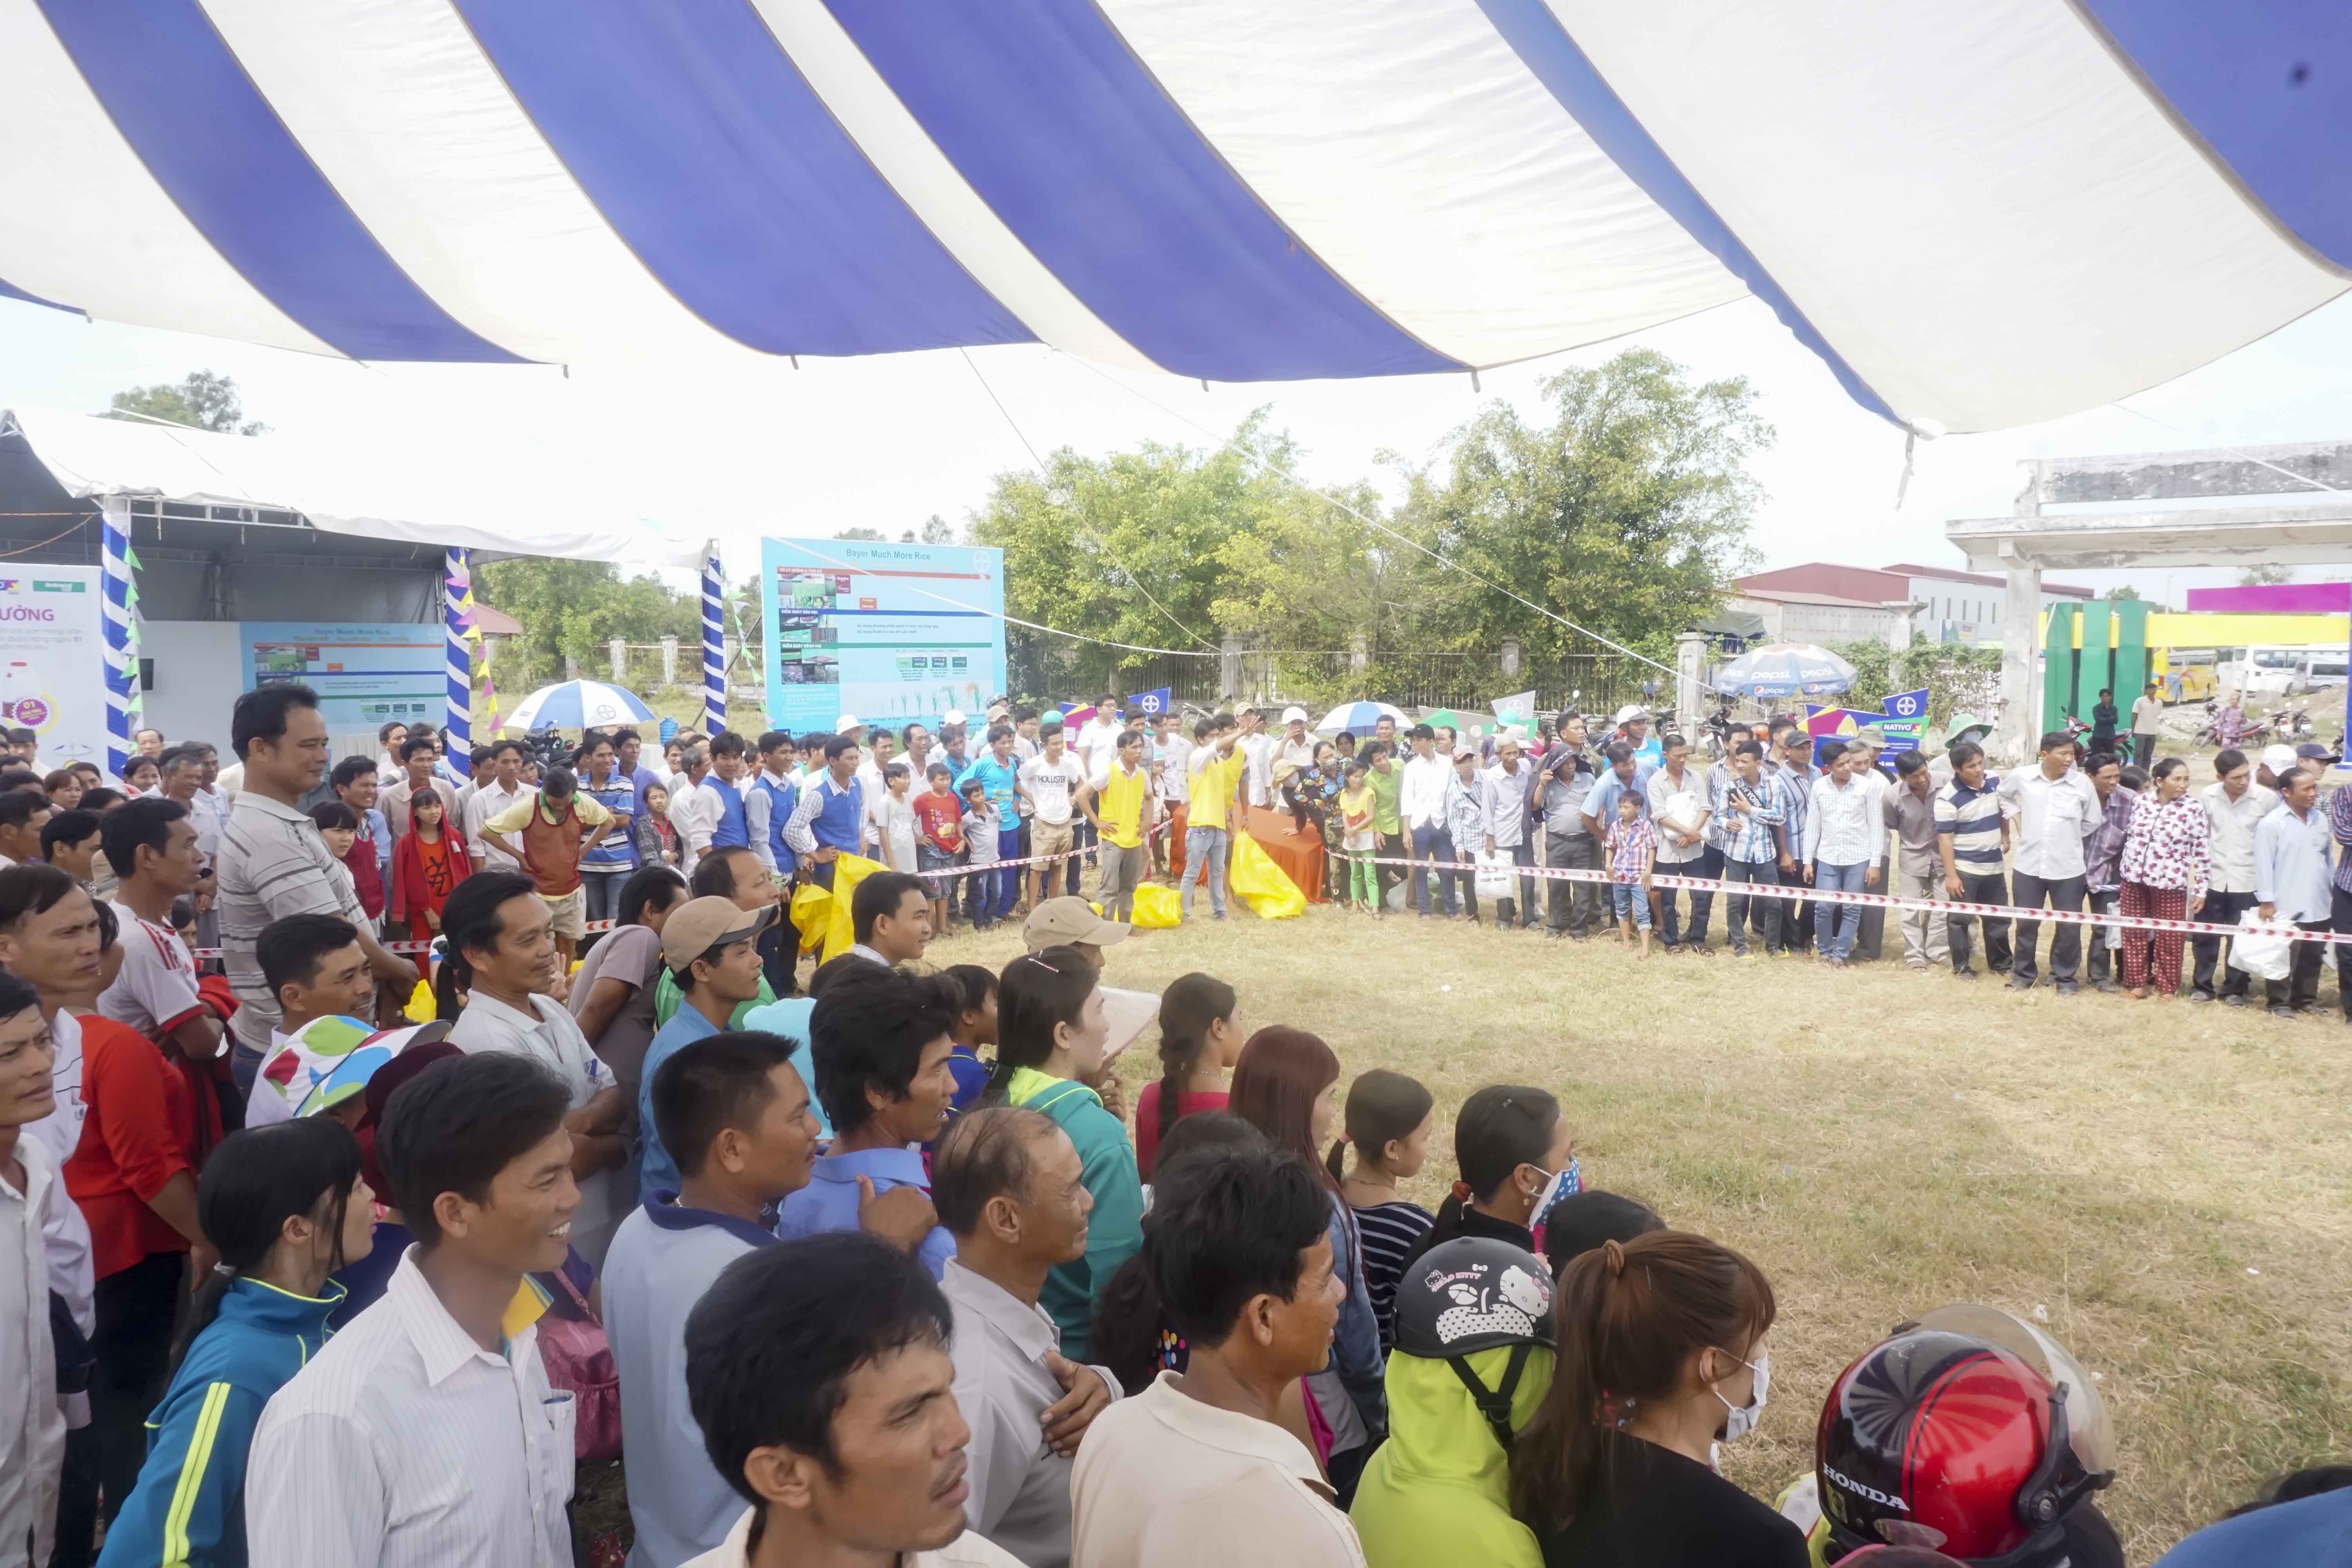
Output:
[1098, 0, 1747, 366]
[1547, 0, 2345, 431]
[0, 0, 2343, 432]
[4, 407, 701, 569]
[0, 1, 333, 355]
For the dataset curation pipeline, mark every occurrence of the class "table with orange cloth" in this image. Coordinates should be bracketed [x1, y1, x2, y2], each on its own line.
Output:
[1237, 804, 1329, 904]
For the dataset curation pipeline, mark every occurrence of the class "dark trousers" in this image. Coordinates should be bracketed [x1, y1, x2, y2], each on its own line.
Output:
[2132, 733, 2156, 769]
[2086, 889, 2118, 986]
[1375, 831, 1407, 907]
[1067, 816, 1096, 895]
[2011, 871, 2087, 983]
[2334, 888, 2352, 1018]
[93, 1252, 185, 1531]
[1721, 856, 1783, 953]
[1757, 871, 1809, 951]
[1546, 835, 1599, 935]
[2269, 917, 2331, 1009]
[2190, 889, 2256, 997]
[1947, 869, 2014, 974]
[1495, 840, 1539, 927]
[1656, 849, 1713, 947]
[51, 1423, 101, 1568]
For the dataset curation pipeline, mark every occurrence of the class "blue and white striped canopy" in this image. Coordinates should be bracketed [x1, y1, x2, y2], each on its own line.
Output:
[0, 0, 2341, 433]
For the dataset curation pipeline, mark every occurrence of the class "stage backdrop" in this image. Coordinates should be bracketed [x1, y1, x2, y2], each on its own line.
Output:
[245, 622, 448, 745]
[759, 539, 1006, 737]
[0, 568, 103, 766]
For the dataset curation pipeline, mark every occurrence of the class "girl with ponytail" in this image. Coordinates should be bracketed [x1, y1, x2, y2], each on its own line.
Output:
[1330, 1068, 1436, 1349]
[984, 946, 1140, 1361]
[102, 1119, 372, 1568]
[1401, 1083, 1571, 1276]
[1133, 971, 1240, 1180]
[1509, 1230, 1799, 1568]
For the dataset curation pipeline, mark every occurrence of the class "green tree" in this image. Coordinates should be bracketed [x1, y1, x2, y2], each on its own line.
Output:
[104, 370, 269, 435]
[835, 526, 888, 541]
[473, 558, 697, 688]
[2100, 584, 2142, 601]
[2237, 564, 2292, 587]
[920, 514, 956, 544]
[1391, 349, 1768, 667]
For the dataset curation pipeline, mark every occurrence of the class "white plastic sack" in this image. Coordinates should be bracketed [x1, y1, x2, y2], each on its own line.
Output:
[1474, 851, 1516, 901]
[2226, 909, 2292, 983]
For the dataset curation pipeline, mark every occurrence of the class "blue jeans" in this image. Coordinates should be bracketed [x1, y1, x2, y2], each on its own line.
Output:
[581, 868, 630, 926]
[1813, 860, 1869, 959]
[1182, 826, 1230, 916]
[1610, 881, 1651, 929]
[1411, 823, 1455, 915]
[995, 826, 1023, 918]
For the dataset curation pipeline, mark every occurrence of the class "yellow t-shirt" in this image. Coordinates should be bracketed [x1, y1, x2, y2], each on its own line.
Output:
[1185, 748, 1246, 832]
[483, 791, 615, 835]
[1094, 763, 1152, 849]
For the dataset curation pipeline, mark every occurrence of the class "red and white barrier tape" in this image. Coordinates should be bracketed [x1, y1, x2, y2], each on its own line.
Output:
[1354, 853, 2352, 945]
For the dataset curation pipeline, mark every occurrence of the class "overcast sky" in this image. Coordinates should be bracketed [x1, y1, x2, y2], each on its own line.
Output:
[7, 285, 2352, 609]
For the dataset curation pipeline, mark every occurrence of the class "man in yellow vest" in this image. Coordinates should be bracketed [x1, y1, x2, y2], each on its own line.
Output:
[1078, 729, 1157, 922]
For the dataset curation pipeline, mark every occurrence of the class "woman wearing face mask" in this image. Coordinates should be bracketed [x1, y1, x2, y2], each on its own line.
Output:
[1399, 1083, 1574, 1276]
[982, 944, 1142, 1361]
[1510, 1230, 1804, 1568]
[94, 1118, 374, 1568]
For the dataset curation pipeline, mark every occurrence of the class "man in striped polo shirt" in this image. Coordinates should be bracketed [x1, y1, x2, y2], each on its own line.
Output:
[1935, 738, 2013, 978]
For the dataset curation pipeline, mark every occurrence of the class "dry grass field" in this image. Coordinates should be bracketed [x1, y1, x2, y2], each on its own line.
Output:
[928, 895, 2352, 1563]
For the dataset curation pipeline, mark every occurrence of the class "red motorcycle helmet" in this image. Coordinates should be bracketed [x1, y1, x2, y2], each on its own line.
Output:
[1815, 1321, 2112, 1564]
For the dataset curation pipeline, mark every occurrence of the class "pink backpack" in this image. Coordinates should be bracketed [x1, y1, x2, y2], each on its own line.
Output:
[539, 1268, 622, 1463]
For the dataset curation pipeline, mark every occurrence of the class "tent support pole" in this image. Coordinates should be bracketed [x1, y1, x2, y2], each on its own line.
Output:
[444, 546, 473, 750]
[100, 496, 134, 784]
[701, 541, 727, 735]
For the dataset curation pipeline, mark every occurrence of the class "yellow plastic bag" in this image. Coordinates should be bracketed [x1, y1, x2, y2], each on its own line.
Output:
[789, 880, 833, 955]
[1227, 834, 1306, 920]
[1130, 882, 1183, 930]
[787, 854, 887, 964]
[402, 979, 436, 1025]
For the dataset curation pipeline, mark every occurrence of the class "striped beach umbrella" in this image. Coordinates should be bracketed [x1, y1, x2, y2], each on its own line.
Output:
[500, 679, 655, 731]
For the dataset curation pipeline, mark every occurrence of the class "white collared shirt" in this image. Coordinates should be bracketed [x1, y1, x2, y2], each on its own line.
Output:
[1803, 771, 1884, 867]
[944, 1260, 1122, 1568]
[1397, 753, 1450, 830]
[246, 1249, 574, 1568]
[1, 1134, 71, 1568]
[682, 1508, 1022, 1568]
[1998, 766, 2100, 880]
[449, 993, 624, 1268]
[463, 779, 531, 869]
[2199, 779, 2280, 895]
[1071, 1372, 1366, 1568]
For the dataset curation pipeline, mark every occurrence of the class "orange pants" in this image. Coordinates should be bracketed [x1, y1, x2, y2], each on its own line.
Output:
[1163, 802, 1188, 879]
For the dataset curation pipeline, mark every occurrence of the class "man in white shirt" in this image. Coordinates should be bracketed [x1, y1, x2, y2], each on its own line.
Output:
[0, 976, 73, 1568]
[444, 873, 633, 1269]
[1996, 729, 2101, 994]
[461, 740, 531, 872]
[247, 1053, 584, 1568]
[1643, 731, 1715, 953]
[1397, 725, 1453, 919]
[1017, 728, 1086, 911]
[1800, 740, 1884, 967]
[382, 738, 461, 842]
[1269, 708, 1318, 799]
[1479, 735, 1540, 929]
[94, 799, 223, 1073]
[2254, 765, 2334, 1018]
[670, 745, 719, 881]
[1840, 728, 1896, 962]
[1071, 1145, 1361, 1568]
[373, 721, 410, 787]
[1149, 713, 1191, 880]
[1234, 707, 1275, 812]
[1071, 696, 1124, 778]
[2191, 746, 2276, 1005]
[2129, 680, 2166, 770]
[934, 1108, 1119, 1568]
[673, 1234, 1025, 1568]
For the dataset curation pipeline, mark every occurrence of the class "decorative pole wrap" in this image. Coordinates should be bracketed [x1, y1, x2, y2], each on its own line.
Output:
[444, 546, 472, 749]
[100, 498, 134, 783]
[701, 541, 727, 736]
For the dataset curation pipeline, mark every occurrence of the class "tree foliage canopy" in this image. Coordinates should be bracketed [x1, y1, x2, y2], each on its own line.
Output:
[103, 369, 269, 435]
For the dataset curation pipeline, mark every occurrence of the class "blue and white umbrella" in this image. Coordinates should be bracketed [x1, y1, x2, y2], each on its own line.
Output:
[1711, 643, 1857, 700]
[1315, 701, 1410, 735]
[501, 679, 655, 731]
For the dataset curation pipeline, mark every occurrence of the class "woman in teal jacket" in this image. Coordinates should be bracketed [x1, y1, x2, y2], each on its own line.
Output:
[985, 946, 1142, 1361]
[98, 1118, 373, 1568]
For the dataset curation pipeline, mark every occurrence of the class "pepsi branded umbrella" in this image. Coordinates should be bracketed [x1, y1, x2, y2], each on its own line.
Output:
[501, 679, 656, 731]
[1711, 643, 1857, 700]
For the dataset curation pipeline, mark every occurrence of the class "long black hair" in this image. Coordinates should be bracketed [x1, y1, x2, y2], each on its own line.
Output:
[983, 946, 1099, 1103]
[1153, 973, 1236, 1147]
[169, 1119, 364, 1372]
[1327, 1067, 1434, 1183]
[1437, 1083, 1561, 1230]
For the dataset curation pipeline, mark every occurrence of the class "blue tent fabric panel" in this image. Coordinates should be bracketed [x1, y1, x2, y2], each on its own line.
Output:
[818, 0, 1462, 380]
[450, 0, 1034, 356]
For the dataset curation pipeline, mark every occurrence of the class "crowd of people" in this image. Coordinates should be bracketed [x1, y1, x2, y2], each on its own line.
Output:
[1, 678, 2347, 1568]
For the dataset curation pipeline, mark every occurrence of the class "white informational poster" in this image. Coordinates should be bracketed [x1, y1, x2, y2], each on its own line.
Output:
[0, 568, 104, 766]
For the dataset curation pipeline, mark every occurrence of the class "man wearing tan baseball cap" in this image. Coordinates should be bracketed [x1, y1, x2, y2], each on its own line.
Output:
[1022, 895, 1129, 965]
[637, 896, 778, 1197]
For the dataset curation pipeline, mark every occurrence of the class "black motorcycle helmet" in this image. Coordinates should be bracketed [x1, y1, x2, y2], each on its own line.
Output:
[1392, 1236, 1553, 1452]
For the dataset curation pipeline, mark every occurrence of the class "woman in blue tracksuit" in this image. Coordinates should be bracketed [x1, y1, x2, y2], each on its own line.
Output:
[1228, 1026, 1387, 1505]
[98, 1118, 373, 1568]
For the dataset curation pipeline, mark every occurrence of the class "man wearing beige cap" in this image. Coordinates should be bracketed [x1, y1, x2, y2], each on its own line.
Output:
[1022, 895, 1130, 965]
[637, 896, 779, 1198]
